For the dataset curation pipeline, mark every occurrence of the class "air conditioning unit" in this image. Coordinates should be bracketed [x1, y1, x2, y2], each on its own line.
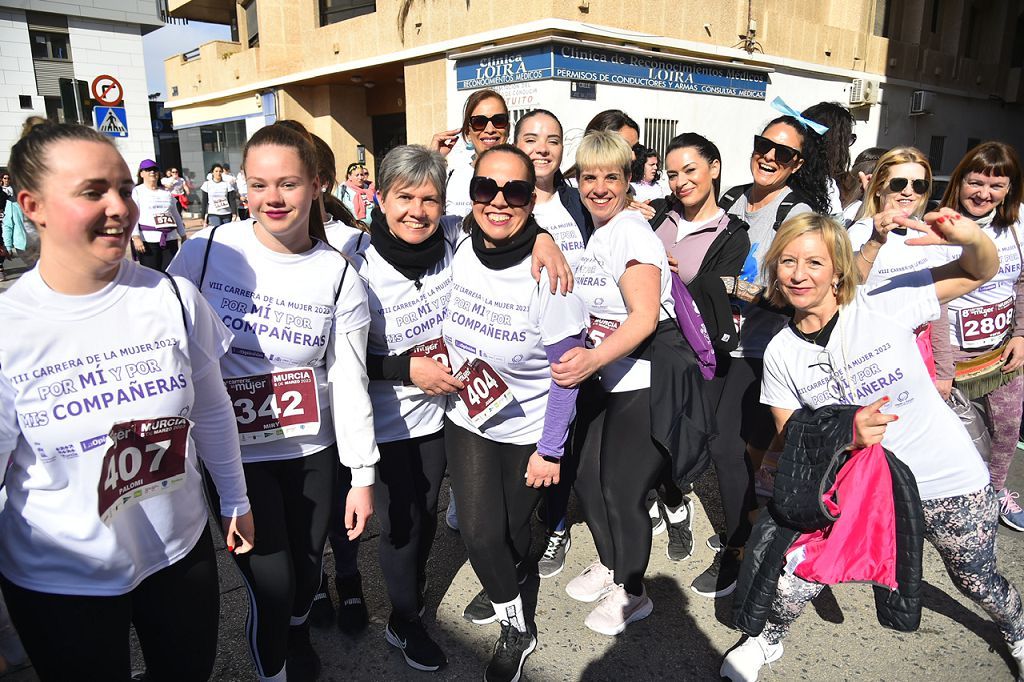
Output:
[848, 78, 879, 106]
[910, 90, 936, 115]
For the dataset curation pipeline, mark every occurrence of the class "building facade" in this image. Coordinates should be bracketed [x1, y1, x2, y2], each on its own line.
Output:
[164, 0, 1024, 186]
[0, 1, 163, 170]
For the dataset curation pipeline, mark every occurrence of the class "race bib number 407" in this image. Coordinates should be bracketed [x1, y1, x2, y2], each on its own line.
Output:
[454, 359, 512, 428]
[98, 417, 190, 525]
[224, 368, 321, 444]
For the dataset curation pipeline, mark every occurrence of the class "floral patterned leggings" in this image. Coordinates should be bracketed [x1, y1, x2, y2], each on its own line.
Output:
[761, 486, 1024, 646]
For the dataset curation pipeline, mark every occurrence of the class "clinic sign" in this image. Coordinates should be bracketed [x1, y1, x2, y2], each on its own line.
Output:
[456, 43, 767, 100]
[456, 45, 553, 90]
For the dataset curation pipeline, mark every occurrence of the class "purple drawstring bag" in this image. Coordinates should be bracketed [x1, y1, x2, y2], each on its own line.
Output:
[668, 273, 717, 380]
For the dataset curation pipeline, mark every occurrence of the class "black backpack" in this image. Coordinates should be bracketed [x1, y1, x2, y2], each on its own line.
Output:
[719, 183, 809, 232]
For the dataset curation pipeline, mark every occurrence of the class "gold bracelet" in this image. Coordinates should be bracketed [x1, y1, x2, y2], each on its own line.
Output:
[858, 249, 876, 265]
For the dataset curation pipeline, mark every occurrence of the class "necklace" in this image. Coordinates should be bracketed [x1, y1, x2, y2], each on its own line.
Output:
[793, 310, 839, 346]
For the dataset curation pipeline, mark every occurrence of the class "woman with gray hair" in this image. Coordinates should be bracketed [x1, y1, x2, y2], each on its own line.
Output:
[338, 145, 569, 672]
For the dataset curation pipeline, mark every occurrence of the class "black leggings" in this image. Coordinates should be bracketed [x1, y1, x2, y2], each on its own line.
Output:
[574, 384, 667, 596]
[206, 446, 337, 679]
[0, 527, 218, 682]
[135, 239, 179, 273]
[445, 419, 542, 603]
[705, 355, 763, 547]
[373, 430, 447, 618]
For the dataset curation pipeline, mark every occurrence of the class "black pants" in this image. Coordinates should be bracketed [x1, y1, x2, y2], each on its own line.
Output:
[326, 462, 360, 579]
[574, 384, 666, 596]
[0, 527, 218, 682]
[445, 419, 541, 604]
[135, 239, 179, 273]
[372, 430, 447, 618]
[206, 446, 337, 679]
[705, 355, 765, 548]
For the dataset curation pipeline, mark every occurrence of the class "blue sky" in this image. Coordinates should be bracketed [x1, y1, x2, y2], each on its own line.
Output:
[143, 21, 232, 100]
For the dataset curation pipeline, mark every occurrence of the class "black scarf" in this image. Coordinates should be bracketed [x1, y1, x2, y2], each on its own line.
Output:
[468, 214, 539, 270]
[369, 209, 445, 284]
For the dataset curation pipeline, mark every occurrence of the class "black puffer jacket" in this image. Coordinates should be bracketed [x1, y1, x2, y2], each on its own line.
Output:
[732, 404, 925, 635]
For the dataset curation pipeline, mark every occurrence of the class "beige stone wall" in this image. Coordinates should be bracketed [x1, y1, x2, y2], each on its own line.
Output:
[277, 84, 376, 180]
[167, 0, 1022, 107]
[403, 56, 447, 151]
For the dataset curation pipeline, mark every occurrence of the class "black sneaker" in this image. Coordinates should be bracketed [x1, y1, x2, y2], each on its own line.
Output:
[463, 587, 498, 625]
[706, 532, 726, 552]
[286, 621, 321, 681]
[309, 572, 335, 629]
[690, 547, 742, 598]
[336, 572, 369, 635]
[385, 614, 448, 672]
[485, 621, 537, 682]
[665, 499, 694, 562]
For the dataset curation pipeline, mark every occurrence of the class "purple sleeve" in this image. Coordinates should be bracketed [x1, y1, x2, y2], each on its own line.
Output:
[537, 332, 586, 458]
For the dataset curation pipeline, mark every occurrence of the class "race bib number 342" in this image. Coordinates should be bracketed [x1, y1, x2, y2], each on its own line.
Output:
[98, 417, 190, 526]
[225, 368, 321, 444]
[454, 359, 512, 428]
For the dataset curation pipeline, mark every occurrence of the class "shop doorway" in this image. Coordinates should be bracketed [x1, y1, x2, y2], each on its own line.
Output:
[372, 113, 407, 162]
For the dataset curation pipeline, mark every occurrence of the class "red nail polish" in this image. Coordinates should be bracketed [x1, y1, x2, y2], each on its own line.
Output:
[227, 545, 235, 553]
[937, 216, 946, 223]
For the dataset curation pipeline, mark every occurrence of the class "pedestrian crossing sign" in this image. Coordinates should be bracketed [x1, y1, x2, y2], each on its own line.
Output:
[94, 106, 128, 137]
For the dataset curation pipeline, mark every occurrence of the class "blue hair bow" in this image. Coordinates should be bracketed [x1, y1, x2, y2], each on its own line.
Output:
[769, 97, 830, 136]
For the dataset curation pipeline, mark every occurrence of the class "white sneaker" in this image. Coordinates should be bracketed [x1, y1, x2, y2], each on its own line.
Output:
[445, 490, 458, 532]
[583, 584, 653, 636]
[1010, 638, 1024, 681]
[565, 561, 615, 602]
[720, 635, 784, 682]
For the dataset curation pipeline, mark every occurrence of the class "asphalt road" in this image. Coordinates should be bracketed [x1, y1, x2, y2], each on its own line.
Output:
[1, 244, 1022, 681]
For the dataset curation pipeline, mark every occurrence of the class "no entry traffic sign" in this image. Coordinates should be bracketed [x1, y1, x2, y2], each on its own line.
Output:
[91, 74, 123, 106]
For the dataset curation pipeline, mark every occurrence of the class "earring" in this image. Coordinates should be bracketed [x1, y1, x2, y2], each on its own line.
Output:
[831, 280, 839, 295]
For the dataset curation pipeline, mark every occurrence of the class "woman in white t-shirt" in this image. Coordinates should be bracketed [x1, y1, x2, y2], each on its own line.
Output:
[169, 121, 377, 682]
[850, 148, 955, 399]
[200, 163, 236, 227]
[937, 142, 1024, 531]
[442, 144, 588, 681]
[721, 211, 1024, 681]
[0, 122, 253, 681]
[513, 108, 593, 575]
[131, 158, 187, 272]
[429, 89, 509, 218]
[554, 131, 686, 635]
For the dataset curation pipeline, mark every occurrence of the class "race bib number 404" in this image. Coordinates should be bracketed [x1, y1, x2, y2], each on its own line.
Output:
[454, 359, 513, 428]
[98, 417, 190, 526]
[225, 368, 321, 444]
[958, 297, 1014, 349]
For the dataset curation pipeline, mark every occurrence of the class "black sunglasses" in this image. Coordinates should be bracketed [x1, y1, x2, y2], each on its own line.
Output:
[469, 113, 510, 132]
[469, 176, 533, 208]
[753, 135, 801, 164]
[887, 177, 930, 194]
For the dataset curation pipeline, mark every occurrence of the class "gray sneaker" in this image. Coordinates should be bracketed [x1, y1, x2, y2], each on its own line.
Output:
[537, 529, 571, 578]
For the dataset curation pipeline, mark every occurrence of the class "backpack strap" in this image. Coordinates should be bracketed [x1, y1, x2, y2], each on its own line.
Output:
[649, 197, 674, 230]
[162, 272, 189, 333]
[333, 254, 353, 305]
[719, 183, 751, 213]
[773, 190, 809, 231]
[197, 223, 222, 292]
